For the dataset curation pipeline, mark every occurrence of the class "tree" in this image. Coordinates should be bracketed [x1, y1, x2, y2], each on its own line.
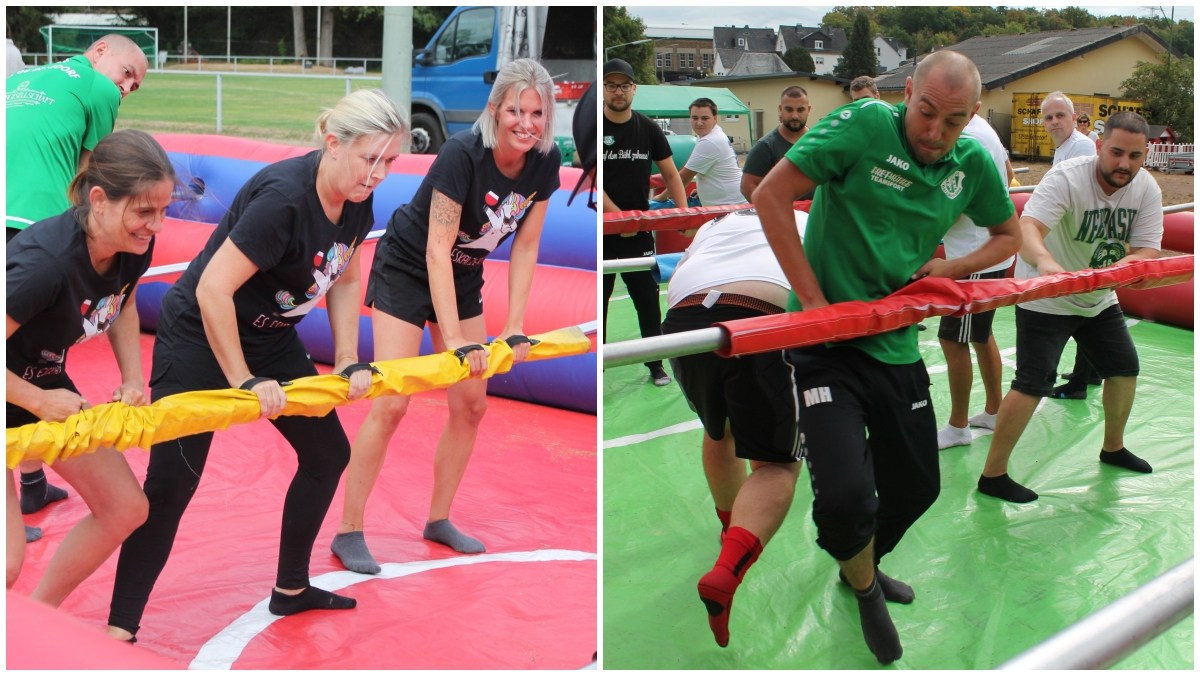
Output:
[603, 6, 655, 84]
[833, 10, 879, 80]
[783, 46, 816, 73]
[292, 6, 308, 59]
[317, 6, 335, 67]
[6, 6, 50, 53]
[1120, 55, 1194, 142]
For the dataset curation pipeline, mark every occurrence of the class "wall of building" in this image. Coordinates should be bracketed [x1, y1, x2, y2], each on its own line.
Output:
[691, 76, 855, 152]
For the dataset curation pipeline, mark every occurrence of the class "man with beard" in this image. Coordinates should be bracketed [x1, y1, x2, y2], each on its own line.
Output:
[601, 58, 688, 386]
[740, 86, 813, 202]
[977, 111, 1162, 504]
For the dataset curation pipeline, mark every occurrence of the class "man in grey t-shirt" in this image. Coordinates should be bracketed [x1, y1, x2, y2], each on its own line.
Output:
[741, 86, 812, 202]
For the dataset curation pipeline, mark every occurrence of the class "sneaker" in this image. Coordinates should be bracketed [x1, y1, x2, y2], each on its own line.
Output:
[967, 411, 996, 430]
[650, 366, 671, 387]
[936, 424, 972, 450]
[1050, 384, 1087, 400]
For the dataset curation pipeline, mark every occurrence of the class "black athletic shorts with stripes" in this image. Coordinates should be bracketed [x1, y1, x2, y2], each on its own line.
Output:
[662, 303, 800, 463]
[937, 268, 1008, 344]
[784, 344, 939, 562]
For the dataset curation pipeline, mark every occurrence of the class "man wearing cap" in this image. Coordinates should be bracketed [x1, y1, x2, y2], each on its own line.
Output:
[601, 58, 688, 387]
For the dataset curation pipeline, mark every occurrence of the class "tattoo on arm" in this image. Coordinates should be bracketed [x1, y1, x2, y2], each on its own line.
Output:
[430, 191, 461, 245]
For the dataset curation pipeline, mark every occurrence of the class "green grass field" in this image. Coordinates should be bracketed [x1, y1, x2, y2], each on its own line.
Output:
[115, 71, 381, 144]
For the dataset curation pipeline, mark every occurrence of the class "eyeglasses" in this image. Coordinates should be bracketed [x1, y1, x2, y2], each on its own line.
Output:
[603, 82, 634, 93]
[1077, 120, 1089, 125]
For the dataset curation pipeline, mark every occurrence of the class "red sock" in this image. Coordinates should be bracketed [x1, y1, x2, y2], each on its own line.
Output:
[715, 508, 732, 535]
[697, 526, 763, 647]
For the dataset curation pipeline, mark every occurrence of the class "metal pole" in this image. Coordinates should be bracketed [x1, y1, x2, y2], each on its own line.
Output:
[1163, 202, 1193, 214]
[604, 327, 726, 369]
[215, 73, 222, 133]
[226, 6, 231, 64]
[999, 558, 1194, 670]
[603, 256, 657, 274]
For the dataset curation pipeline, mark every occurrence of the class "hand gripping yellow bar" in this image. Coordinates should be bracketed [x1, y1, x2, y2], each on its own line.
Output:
[7, 327, 591, 468]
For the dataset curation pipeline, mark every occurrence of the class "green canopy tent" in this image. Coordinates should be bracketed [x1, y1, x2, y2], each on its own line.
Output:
[630, 84, 752, 170]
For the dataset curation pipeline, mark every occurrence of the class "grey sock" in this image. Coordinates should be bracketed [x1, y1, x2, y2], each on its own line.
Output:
[331, 531, 381, 574]
[423, 519, 485, 554]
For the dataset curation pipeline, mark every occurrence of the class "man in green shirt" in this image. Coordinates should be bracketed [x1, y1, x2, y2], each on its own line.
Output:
[6, 34, 147, 237]
[734, 50, 1020, 664]
[5, 34, 147, 524]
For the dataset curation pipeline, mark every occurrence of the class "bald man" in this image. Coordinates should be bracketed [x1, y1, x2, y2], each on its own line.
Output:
[5, 34, 147, 516]
[6, 34, 147, 236]
[719, 51, 1020, 664]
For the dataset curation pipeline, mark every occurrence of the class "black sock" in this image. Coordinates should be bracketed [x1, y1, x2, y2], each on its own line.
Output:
[854, 579, 903, 664]
[1100, 448, 1152, 473]
[268, 586, 357, 616]
[977, 474, 1038, 503]
[839, 568, 914, 604]
[20, 469, 68, 514]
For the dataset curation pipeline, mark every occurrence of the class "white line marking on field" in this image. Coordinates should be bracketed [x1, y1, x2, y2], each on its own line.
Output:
[604, 420, 703, 449]
[189, 549, 596, 669]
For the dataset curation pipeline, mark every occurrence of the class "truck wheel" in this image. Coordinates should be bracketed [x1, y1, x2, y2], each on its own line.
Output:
[411, 113, 445, 155]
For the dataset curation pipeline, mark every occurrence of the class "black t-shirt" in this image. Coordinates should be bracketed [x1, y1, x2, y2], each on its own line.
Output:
[380, 130, 560, 281]
[6, 211, 153, 386]
[159, 150, 375, 351]
[601, 110, 672, 211]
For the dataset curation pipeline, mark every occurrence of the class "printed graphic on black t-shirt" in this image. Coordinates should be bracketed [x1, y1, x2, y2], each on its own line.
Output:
[383, 130, 560, 276]
[159, 151, 376, 349]
[6, 212, 151, 383]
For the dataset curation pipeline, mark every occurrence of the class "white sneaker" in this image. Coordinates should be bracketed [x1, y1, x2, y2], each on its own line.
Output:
[968, 411, 997, 430]
[937, 424, 973, 450]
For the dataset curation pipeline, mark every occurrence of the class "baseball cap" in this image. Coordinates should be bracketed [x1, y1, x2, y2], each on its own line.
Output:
[568, 81, 596, 209]
[603, 58, 635, 81]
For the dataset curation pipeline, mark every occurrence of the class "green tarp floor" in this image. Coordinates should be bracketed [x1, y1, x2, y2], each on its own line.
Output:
[602, 284, 1193, 670]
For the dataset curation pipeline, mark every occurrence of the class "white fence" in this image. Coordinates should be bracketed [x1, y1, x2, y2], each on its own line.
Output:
[20, 51, 382, 74]
[1146, 143, 1194, 170]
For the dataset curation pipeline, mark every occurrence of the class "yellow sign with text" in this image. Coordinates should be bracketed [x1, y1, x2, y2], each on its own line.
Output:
[1010, 92, 1144, 159]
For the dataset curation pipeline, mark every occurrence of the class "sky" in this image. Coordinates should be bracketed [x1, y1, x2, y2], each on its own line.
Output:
[626, 4, 1194, 32]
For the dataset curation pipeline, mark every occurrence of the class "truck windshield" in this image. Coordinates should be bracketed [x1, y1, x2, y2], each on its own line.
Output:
[432, 7, 495, 64]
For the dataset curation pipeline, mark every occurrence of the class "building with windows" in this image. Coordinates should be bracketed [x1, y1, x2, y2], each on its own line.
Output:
[643, 25, 714, 83]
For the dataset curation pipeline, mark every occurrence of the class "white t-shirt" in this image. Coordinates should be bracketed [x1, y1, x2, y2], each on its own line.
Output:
[941, 114, 1015, 274]
[1053, 130, 1096, 165]
[684, 124, 744, 206]
[667, 209, 808, 306]
[1017, 155, 1163, 317]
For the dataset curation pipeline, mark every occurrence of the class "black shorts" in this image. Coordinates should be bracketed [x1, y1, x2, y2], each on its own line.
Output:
[365, 249, 484, 329]
[784, 345, 939, 562]
[937, 269, 1008, 344]
[6, 375, 79, 428]
[603, 232, 655, 260]
[1011, 304, 1138, 398]
[663, 304, 799, 463]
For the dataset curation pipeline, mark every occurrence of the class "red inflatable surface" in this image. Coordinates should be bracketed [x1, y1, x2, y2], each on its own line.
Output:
[9, 334, 597, 669]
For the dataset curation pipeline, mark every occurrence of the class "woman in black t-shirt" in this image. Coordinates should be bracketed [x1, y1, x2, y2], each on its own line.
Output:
[6, 129, 174, 605]
[331, 59, 561, 573]
[106, 90, 407, 641]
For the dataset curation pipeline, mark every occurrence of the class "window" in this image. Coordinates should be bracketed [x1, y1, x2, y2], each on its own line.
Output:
[702, 53, 713, 70]
[814, 40, 823, 50]
[683, 53, 694, 68]
[737, 37, 745, 47]
[432, 7, 495, 64]
[664, 53, 672, 68]
[815, 56, 824, 65]
[656, 51, 664, 68]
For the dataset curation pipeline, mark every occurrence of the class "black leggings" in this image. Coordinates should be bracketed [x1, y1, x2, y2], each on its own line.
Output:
[603, 232, 663, 371]
[107, 331, 350, 634]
